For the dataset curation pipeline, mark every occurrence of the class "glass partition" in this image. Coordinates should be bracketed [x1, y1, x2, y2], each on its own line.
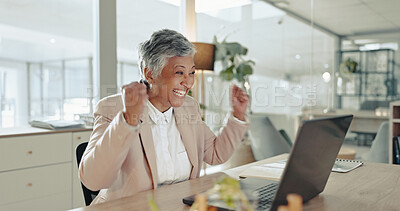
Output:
[196, 0, 336, 133]
[0, 0, 398, 131]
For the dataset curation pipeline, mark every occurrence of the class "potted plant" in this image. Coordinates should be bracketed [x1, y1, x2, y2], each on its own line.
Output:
[212, 36, 256, 164]
[213, 36, 255, 86]
[340, 57, 359, 75]
[213, 36, 255, 113]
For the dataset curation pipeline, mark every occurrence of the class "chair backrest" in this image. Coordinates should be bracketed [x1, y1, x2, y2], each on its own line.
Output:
[279, 129, 293, 147]
[76, 142, 100, 206]
[361, 121, 389, 163]
[249, 114, 291, 161]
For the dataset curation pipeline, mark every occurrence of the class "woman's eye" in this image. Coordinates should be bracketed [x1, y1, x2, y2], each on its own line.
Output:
[190, 71, 195, 75]
[176, 71, 183, 75]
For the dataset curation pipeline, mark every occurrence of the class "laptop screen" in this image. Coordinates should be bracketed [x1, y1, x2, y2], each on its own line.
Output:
[273, 115, 353, 205]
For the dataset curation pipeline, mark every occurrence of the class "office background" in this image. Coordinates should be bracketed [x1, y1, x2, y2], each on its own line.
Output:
[1, 0, 398, 129]
[0, 0, 399, 210]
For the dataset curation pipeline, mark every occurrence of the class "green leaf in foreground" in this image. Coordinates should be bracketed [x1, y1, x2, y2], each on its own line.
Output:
[206, 177, 254, 211]
[148, 193, 160, 211]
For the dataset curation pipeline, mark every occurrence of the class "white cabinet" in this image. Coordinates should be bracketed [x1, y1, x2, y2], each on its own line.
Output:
[0, 133, 72, 172]
[0, 129, 92, 211]
[0, 163, 71, 210]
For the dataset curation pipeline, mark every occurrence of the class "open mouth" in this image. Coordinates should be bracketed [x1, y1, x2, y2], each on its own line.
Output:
[173, 89, 186, 97]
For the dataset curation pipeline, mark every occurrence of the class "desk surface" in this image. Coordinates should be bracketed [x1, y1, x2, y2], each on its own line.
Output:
[0, 126, 92, 138]
[70, 154, 400, 211]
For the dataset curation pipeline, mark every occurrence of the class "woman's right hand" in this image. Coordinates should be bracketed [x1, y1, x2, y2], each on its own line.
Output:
[121, 82, 148, 126]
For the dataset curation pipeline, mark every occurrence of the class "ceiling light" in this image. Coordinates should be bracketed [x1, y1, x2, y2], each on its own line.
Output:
[354, 39, 377, 45]
[322, 72, 331, 83]
[342, 40, 353, 46]
[160, 0, 179, 6]
[49, 38, 56, 44]
[196, 0, 252, 13]
[274, 1, 289, 8]
[295, 54, 301, 60]
[160, 0, 252, 13]
[360, 42, 398, 51]
[252, 1, 286, 20]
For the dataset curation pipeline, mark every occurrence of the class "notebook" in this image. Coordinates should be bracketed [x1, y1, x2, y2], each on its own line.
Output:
[29, 119, 85, 130]
[183, 114, 353, 211]
[240, 158, 363, 180]
[332, 159, 363, 173]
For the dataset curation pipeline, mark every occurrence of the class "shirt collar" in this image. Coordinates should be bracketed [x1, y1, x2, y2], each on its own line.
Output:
[147, 100, 173, 125]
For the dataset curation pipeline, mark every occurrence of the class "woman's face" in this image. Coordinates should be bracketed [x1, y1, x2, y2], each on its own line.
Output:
[148, 55, 195, 112]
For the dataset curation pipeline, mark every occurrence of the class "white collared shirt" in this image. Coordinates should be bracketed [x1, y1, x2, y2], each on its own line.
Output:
[146, 100, 192, 186]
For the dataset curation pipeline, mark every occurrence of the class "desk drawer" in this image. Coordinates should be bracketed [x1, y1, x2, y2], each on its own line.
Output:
[0, 163, 71, 206]
[0, 192, 71, 211]
[0, 133, 72, 171]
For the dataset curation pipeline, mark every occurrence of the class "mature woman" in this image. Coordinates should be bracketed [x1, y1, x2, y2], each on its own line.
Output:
[79, 29, 249, 204]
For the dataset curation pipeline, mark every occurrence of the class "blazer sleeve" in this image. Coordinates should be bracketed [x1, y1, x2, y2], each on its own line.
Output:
[78, 97, 139, 191]
[198, 101, 250, 165]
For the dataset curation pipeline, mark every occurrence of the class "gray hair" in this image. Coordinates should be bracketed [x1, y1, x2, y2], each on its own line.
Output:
[138, 29, 196, 79]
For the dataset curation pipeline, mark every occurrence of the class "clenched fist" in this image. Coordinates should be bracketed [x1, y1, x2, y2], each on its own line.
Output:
[232, 85, 249, 121]
[121, 82, 148, 126]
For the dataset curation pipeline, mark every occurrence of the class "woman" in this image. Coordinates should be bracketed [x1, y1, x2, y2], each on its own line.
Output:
[79, 29, 249, 204]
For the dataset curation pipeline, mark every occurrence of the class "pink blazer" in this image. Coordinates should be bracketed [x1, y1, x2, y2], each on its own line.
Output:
[79, 94, 249, 204]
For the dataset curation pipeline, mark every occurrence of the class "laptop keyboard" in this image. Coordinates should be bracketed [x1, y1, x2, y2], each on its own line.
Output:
[254, 183, 279, 210]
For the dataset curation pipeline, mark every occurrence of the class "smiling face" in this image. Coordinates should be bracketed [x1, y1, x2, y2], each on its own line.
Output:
[147, 55, 195, 112]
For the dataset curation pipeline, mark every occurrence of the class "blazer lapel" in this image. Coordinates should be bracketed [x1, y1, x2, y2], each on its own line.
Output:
[138, 107, 158, 189]
[174, 107, 198, 177]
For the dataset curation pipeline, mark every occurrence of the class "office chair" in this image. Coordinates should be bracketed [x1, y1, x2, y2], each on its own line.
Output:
[278, 129, 292, 147]
[249, 114, 291, 161]
[361, 121, 389, 163]
[76, 142, 100, 206]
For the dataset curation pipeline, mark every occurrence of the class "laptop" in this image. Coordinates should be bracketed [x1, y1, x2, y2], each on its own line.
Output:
[183, 115, 353, 211]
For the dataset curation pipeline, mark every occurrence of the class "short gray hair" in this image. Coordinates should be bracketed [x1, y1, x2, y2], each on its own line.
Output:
[138, 29, 196, 79]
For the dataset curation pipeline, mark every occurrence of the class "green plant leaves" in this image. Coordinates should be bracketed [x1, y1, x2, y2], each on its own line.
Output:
[216, 177, 241, 208]
[236, 61, 254, 82]
[219, 65, 235, 81]
[340, 58, 359, 75]
[224, 42, 248, 56]
[213, 36, 254, 82]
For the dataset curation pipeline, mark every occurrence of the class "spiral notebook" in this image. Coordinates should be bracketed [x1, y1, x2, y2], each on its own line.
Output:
[240, 159, 363, 180]
[332, 159, 363, 173]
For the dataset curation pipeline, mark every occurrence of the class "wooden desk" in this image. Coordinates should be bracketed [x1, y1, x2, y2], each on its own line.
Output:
[70, 154, 400, 211]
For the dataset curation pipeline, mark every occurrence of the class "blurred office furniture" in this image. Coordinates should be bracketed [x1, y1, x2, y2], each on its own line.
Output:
[337, 49, 397, 110]
[302, 108, 387, 135]
[337, 147, 356, 160]
[389, 101, 400, 164]
[192, 42, 215, 120]
[360, 100, 390, 110]
[278, 129, 292, 147]
[216, 140, 256, 171]
[76, 142, 99, 206]
[361, 121, 389, 163]
[0, 127, 91, 210]
[249, 114, 291, 161]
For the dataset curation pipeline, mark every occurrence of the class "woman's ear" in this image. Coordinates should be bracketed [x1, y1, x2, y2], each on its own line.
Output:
[144, 68, 153, 83]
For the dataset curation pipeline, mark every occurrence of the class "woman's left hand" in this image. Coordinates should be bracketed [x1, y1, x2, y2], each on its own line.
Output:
[232, 85, 249, 121]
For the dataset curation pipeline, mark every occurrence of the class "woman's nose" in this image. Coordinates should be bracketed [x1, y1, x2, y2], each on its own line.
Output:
[181, 74, 193, 87]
